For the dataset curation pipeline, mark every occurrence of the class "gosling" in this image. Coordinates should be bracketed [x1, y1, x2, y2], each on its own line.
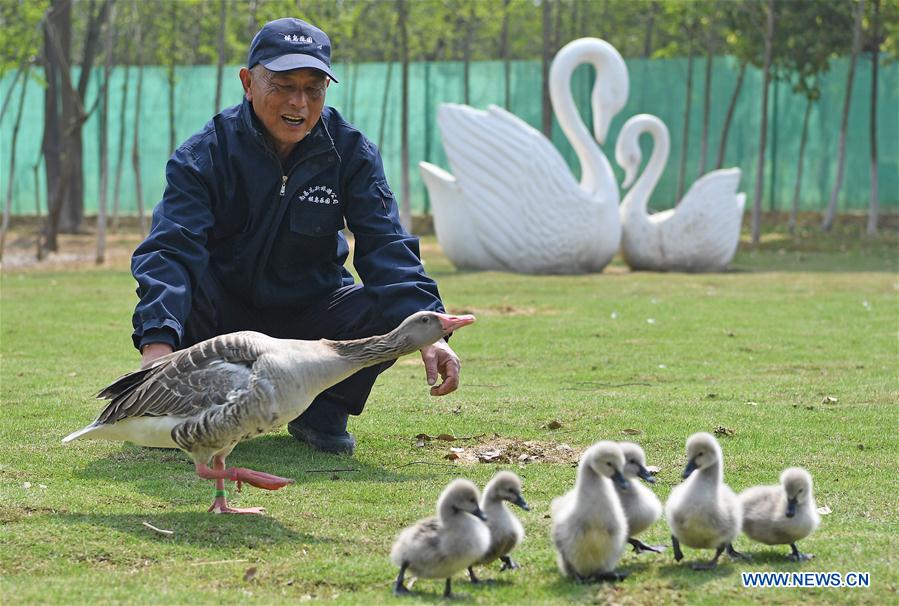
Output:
[468, 470, 530, 583]
[665, 432, 745, 570]
[390, 478, 490, 598]
[740, 467, 820, 561]
[617, 441, 665, 554]
[551, 441, 630, 582]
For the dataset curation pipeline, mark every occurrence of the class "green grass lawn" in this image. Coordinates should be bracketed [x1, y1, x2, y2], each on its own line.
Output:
[1, 225, 897, 605]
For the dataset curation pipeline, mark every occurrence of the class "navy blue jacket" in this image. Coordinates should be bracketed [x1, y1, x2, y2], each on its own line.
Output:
[131, 99, 444, 350]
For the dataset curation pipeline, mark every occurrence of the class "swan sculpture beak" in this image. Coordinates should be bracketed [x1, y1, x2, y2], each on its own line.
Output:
[436, 313, 476, 333]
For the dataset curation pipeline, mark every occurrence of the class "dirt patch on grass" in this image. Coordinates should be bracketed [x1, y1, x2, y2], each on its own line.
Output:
[447, 304, 544, 317]
[413, 433, 581, 465]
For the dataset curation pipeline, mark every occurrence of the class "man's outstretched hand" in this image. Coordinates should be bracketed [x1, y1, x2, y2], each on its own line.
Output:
[420, 339, 462, 396]
[140, 343, 174, 369]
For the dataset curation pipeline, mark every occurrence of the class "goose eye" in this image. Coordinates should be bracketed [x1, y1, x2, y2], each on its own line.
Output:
[607, 462, 613, 467]
[628, 458, 636, 464]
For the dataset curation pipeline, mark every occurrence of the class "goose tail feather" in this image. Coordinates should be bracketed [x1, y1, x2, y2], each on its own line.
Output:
[62, 424, 102, 443]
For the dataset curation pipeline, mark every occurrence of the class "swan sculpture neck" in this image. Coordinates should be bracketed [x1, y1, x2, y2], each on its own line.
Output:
[549, 38, 627, 199]
[618, 114, 670, 219]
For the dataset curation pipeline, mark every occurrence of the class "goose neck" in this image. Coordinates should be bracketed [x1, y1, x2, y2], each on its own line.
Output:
[328, 333, 413, 367]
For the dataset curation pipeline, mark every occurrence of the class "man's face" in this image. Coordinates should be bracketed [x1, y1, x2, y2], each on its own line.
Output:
[239, 66, 329, 156]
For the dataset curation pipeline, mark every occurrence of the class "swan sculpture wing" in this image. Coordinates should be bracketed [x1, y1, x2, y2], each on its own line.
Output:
[436, 103, 606, 274]
[93, 332, 269, 425]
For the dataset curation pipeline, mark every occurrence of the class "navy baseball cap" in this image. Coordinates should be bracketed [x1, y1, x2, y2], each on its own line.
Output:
[247, 18, 339, 82]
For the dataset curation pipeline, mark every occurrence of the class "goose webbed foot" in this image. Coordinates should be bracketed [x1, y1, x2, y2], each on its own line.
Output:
[691, 545, 725, 570]
[588, 571, 628, 583]
[208, 495, 266, 515]
[672, 535, 684, 561]
[393, 563, 411, 596]
[195, 462, 294, 491]
[787, 543, 814, 561]
[726, 543, 751, 561]
[499, 555, 519, 571]
[629, 538, 666, 554]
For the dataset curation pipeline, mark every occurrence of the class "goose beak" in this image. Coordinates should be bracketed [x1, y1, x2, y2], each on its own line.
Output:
[786, 498, 797, 518]
[436, 313, 476, 333]
[638, 466, 657, 484]
[471, 506, 488, 521]
[683, 458, 698, 479]
[512, 494, 530, 511]
[612, 470, 629, 490]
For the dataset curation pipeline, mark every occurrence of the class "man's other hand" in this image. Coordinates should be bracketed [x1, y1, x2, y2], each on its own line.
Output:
[141, 343, 174, 369]
[420, 339, 461, 396]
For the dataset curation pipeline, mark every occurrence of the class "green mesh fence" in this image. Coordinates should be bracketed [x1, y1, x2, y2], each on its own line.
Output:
[1, 55, 896, 216]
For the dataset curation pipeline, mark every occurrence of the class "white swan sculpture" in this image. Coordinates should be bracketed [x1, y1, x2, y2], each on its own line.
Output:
[615, 113, 746, 272]
[420, 38, 628, 274]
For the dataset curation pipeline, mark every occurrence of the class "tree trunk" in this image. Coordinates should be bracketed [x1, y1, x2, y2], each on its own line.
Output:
[698, 38, 713, 176]
[541, 0, 552, 137]
[823, 0, 864, 232]
[378, 39, 395, 150]
[246, 0, 258, 40]
[866, 0, 880, 236]
[214, 0, 227, 114]
[96, 3, 115, 264]
[788, 96, 812, 234]
[0, 63, 31, 261]
[397, 0, 411, 230]
[132, 10, 147, 236]
[112, 62, 131, 231]
[676, 31, 695, 202]
[168, 0, 178, 153]
[752, 0, 775, 244]
[501, 0, 511, 110]
[643, 1, 657, 58]
[716, 61, 746, 169]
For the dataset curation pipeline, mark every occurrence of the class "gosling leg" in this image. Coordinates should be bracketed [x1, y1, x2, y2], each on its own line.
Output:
[672, 535, 684, 561]
[499, 555, 519, 571]
[467, 566, 481, 584]
[629, 538, 666, 554]
[691, 544, 726, 570]
[787, 542, 814, 562]
[443, 578, 453, 598]
[726, 543, 751, 561]
[393, 562, 411, 596]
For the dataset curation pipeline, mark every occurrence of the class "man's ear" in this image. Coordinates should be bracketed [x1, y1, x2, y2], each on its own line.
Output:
[239, 67, 252, 101]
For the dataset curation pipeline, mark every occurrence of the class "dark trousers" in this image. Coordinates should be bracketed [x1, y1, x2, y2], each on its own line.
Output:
[181, 271, 397, 430]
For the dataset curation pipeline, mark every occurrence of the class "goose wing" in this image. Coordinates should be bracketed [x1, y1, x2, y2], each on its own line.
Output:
[437, 103, 602, 270]
[93, 332, 273, 424]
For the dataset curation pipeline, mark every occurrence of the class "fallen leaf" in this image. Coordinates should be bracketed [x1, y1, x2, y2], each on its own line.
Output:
[817, 505, 832, 515]
[444, 452, 459, 461]
[706, 393, 718, 399]
[621, 428, 642, 436]
[544, 420, 563, 430]
[243, 567, 257, 582]
[747, 401, 759, 407]
[437, 434, 456, 441]
[857, 444, 865, 450]
[822, 396, 838, 405]
[451, 405, 462, 414]
[713, 425, 735, 437]
[645, 465, 661, 474]
[415, 433, 433, 441]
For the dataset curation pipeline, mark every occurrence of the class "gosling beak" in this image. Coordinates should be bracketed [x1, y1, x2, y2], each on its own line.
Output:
[436, 313, 476, 333]
[512, 494, 531, 511]
[786, 497, 797, 518]
[471, 506, 487, 521]
[638, 466, 657, 484]
[683, 458, 698, 479]
[612, 470, 630, 490]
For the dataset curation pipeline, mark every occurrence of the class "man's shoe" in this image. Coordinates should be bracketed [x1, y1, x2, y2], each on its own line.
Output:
[287, 421, 356, 455]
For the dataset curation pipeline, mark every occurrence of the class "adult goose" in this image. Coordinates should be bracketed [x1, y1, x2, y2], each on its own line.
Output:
[615, 113, 746, 272]
[419, 38, 628, 274]
[63, 311, 475, 514]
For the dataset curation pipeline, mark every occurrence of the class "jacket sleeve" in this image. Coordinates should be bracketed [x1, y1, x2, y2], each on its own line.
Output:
[342, 136, 445, 329]
[131, 144, 215, 350]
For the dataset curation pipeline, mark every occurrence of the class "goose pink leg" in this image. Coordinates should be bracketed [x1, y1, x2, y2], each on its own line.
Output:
[195, 456, 294, 514]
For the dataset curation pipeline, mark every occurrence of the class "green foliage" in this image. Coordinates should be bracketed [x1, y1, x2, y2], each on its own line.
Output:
[0, 0, 48, 75]
[1, 227, 897, 604]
